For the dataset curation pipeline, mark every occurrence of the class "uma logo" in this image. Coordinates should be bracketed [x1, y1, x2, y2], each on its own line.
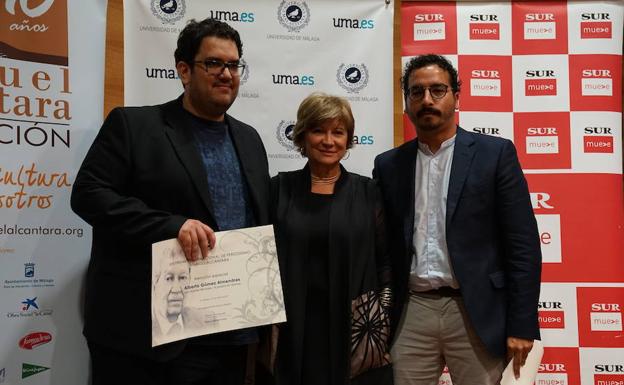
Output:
[469, 14, 499, 40]
[276, 120, 296, 151]
[470, 70, 501, 97]
[278, 1, 310, 32]
[413, 13, 445, 41]
[581, 69, 612, 96]
[5, 0, 54, 18]
[208, 9, 254, 23]
[272, 73, 314, 86]
[525, 70, 557, 96]
[151, 0, 185, 25]
[583, 126, 613, 154]
[581, 13, 612, 39]
[336, 64, 369, 93]
[333, 17, 374, 29]
[524, 13, 556, 40]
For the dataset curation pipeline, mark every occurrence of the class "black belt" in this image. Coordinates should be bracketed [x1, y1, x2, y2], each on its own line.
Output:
[410, 287, 461, 297]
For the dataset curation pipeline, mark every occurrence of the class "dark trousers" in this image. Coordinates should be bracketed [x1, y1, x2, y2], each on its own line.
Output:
[88, 341, 247, 385]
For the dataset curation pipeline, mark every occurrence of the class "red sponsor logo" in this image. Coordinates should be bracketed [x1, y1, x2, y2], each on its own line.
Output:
[570, 55, 621, 112]
[539, 311, 565, 328]
[526, 79, 557, 96]
[401, 1, 457, 55]
[594, 374, 624, 385]
[536, 348, 580, 385]
[578, 288, 624, 347]
[469, 22, 499, 40]
[584, 136, 613, 153]
[459, 56, 512, 112]
[514, 112, 570, 169]
[581, 21, 612, 38]
[19, 332, 52, 350]
[512, 1, 568, 54]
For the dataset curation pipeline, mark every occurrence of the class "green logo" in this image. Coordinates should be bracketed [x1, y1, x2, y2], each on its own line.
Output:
[22, 363, 49, 379]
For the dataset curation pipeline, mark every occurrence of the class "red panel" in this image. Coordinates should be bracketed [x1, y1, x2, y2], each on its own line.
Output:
[577, 287, 624, 347]
[401, 2, 457, 55]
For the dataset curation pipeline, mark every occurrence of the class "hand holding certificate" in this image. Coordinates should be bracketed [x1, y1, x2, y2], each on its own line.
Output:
[151, 225, 286, 347]
[500, 340, 544, 385]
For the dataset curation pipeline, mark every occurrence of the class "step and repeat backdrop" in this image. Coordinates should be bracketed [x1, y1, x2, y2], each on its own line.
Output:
[124, 0, 395, 177]
[0, 0, 106, 384]
[1, 0, 622, 384]
[401, 1, 624, 385]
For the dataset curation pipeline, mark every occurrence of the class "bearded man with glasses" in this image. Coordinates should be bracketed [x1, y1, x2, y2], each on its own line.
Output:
[373, 54, 542, 385]
[72, 18, 269, 385]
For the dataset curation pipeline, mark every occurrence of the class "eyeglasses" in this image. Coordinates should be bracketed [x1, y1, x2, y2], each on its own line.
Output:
[407, 84, 449, 101]
[193, 59, 246, 76]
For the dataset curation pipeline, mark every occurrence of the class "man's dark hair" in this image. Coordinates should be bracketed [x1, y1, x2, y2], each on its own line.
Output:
[401, 54, 461, 96]
[174, 18, 243, 66]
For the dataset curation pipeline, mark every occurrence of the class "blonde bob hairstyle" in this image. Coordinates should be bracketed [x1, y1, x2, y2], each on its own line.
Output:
[291, 92, 355, 156]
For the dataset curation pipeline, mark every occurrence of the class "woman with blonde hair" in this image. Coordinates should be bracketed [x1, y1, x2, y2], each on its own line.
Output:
[270, 92, 393, 385]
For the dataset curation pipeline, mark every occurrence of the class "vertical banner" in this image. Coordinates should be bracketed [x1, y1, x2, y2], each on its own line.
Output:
[0, 0, 107, 384]
[401, 1, 624, 385]
[123, 0, 394, 176]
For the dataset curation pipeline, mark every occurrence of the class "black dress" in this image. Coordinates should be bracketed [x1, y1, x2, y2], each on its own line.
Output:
[300, 193, 332, 385]
[270, 165, 393, 385]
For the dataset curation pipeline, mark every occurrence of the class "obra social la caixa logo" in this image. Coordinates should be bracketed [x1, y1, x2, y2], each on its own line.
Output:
[278, 0, 310, 33]
[19, 331, 52, 350]
[7, 297, 52, 318]
[151, 0, 186, 25]
[336, 64, 369, 94]
[1, 0, 68, 65]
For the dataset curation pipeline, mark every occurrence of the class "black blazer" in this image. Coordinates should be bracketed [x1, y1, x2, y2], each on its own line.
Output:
[71, 97, 270, 360]
[373, 127, 541, 358]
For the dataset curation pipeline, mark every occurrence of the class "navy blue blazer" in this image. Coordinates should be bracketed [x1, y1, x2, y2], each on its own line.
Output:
[373, 127, 541, 358]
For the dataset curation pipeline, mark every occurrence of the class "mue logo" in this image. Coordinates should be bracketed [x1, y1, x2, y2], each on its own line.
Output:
[413, 13, 445, 41]
[514, 112, 571, 169]
[580, 12, 612, 39]
[524, 12, 556, 40]
[578, 287, 624, 347]
[469, 14, 499, 40]
[525, 70, 557, 96]
[538, 301, 565, 328]
[581, 69, 613, 97]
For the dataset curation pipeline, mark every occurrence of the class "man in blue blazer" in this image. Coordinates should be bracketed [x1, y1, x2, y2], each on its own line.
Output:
[71, 19, 269, 385]
[373, 55, 541, 385]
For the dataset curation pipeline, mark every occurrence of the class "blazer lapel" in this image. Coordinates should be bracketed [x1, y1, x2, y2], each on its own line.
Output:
[446, 127, 476, 227]
[162, 98, 216, 220]
[398, 140, 418, 266]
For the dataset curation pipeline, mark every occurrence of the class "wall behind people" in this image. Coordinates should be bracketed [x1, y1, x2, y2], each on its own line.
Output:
[401, 1, 624, 384]
[0, 0, 107, 384]
[119, 0, 396, 177]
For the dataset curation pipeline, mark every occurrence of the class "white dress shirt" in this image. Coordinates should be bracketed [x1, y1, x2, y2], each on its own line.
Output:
[409, 135, 460, 291]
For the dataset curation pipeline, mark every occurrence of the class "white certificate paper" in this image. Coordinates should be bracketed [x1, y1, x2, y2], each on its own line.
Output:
[500, 340, 544, 385]
[151, 225, 286, 347]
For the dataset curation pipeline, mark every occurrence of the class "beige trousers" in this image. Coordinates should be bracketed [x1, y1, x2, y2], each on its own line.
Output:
[391, 293, 505, 385]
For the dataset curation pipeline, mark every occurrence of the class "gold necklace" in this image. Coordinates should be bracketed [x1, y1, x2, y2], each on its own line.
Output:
[311, 172, 340, 185]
